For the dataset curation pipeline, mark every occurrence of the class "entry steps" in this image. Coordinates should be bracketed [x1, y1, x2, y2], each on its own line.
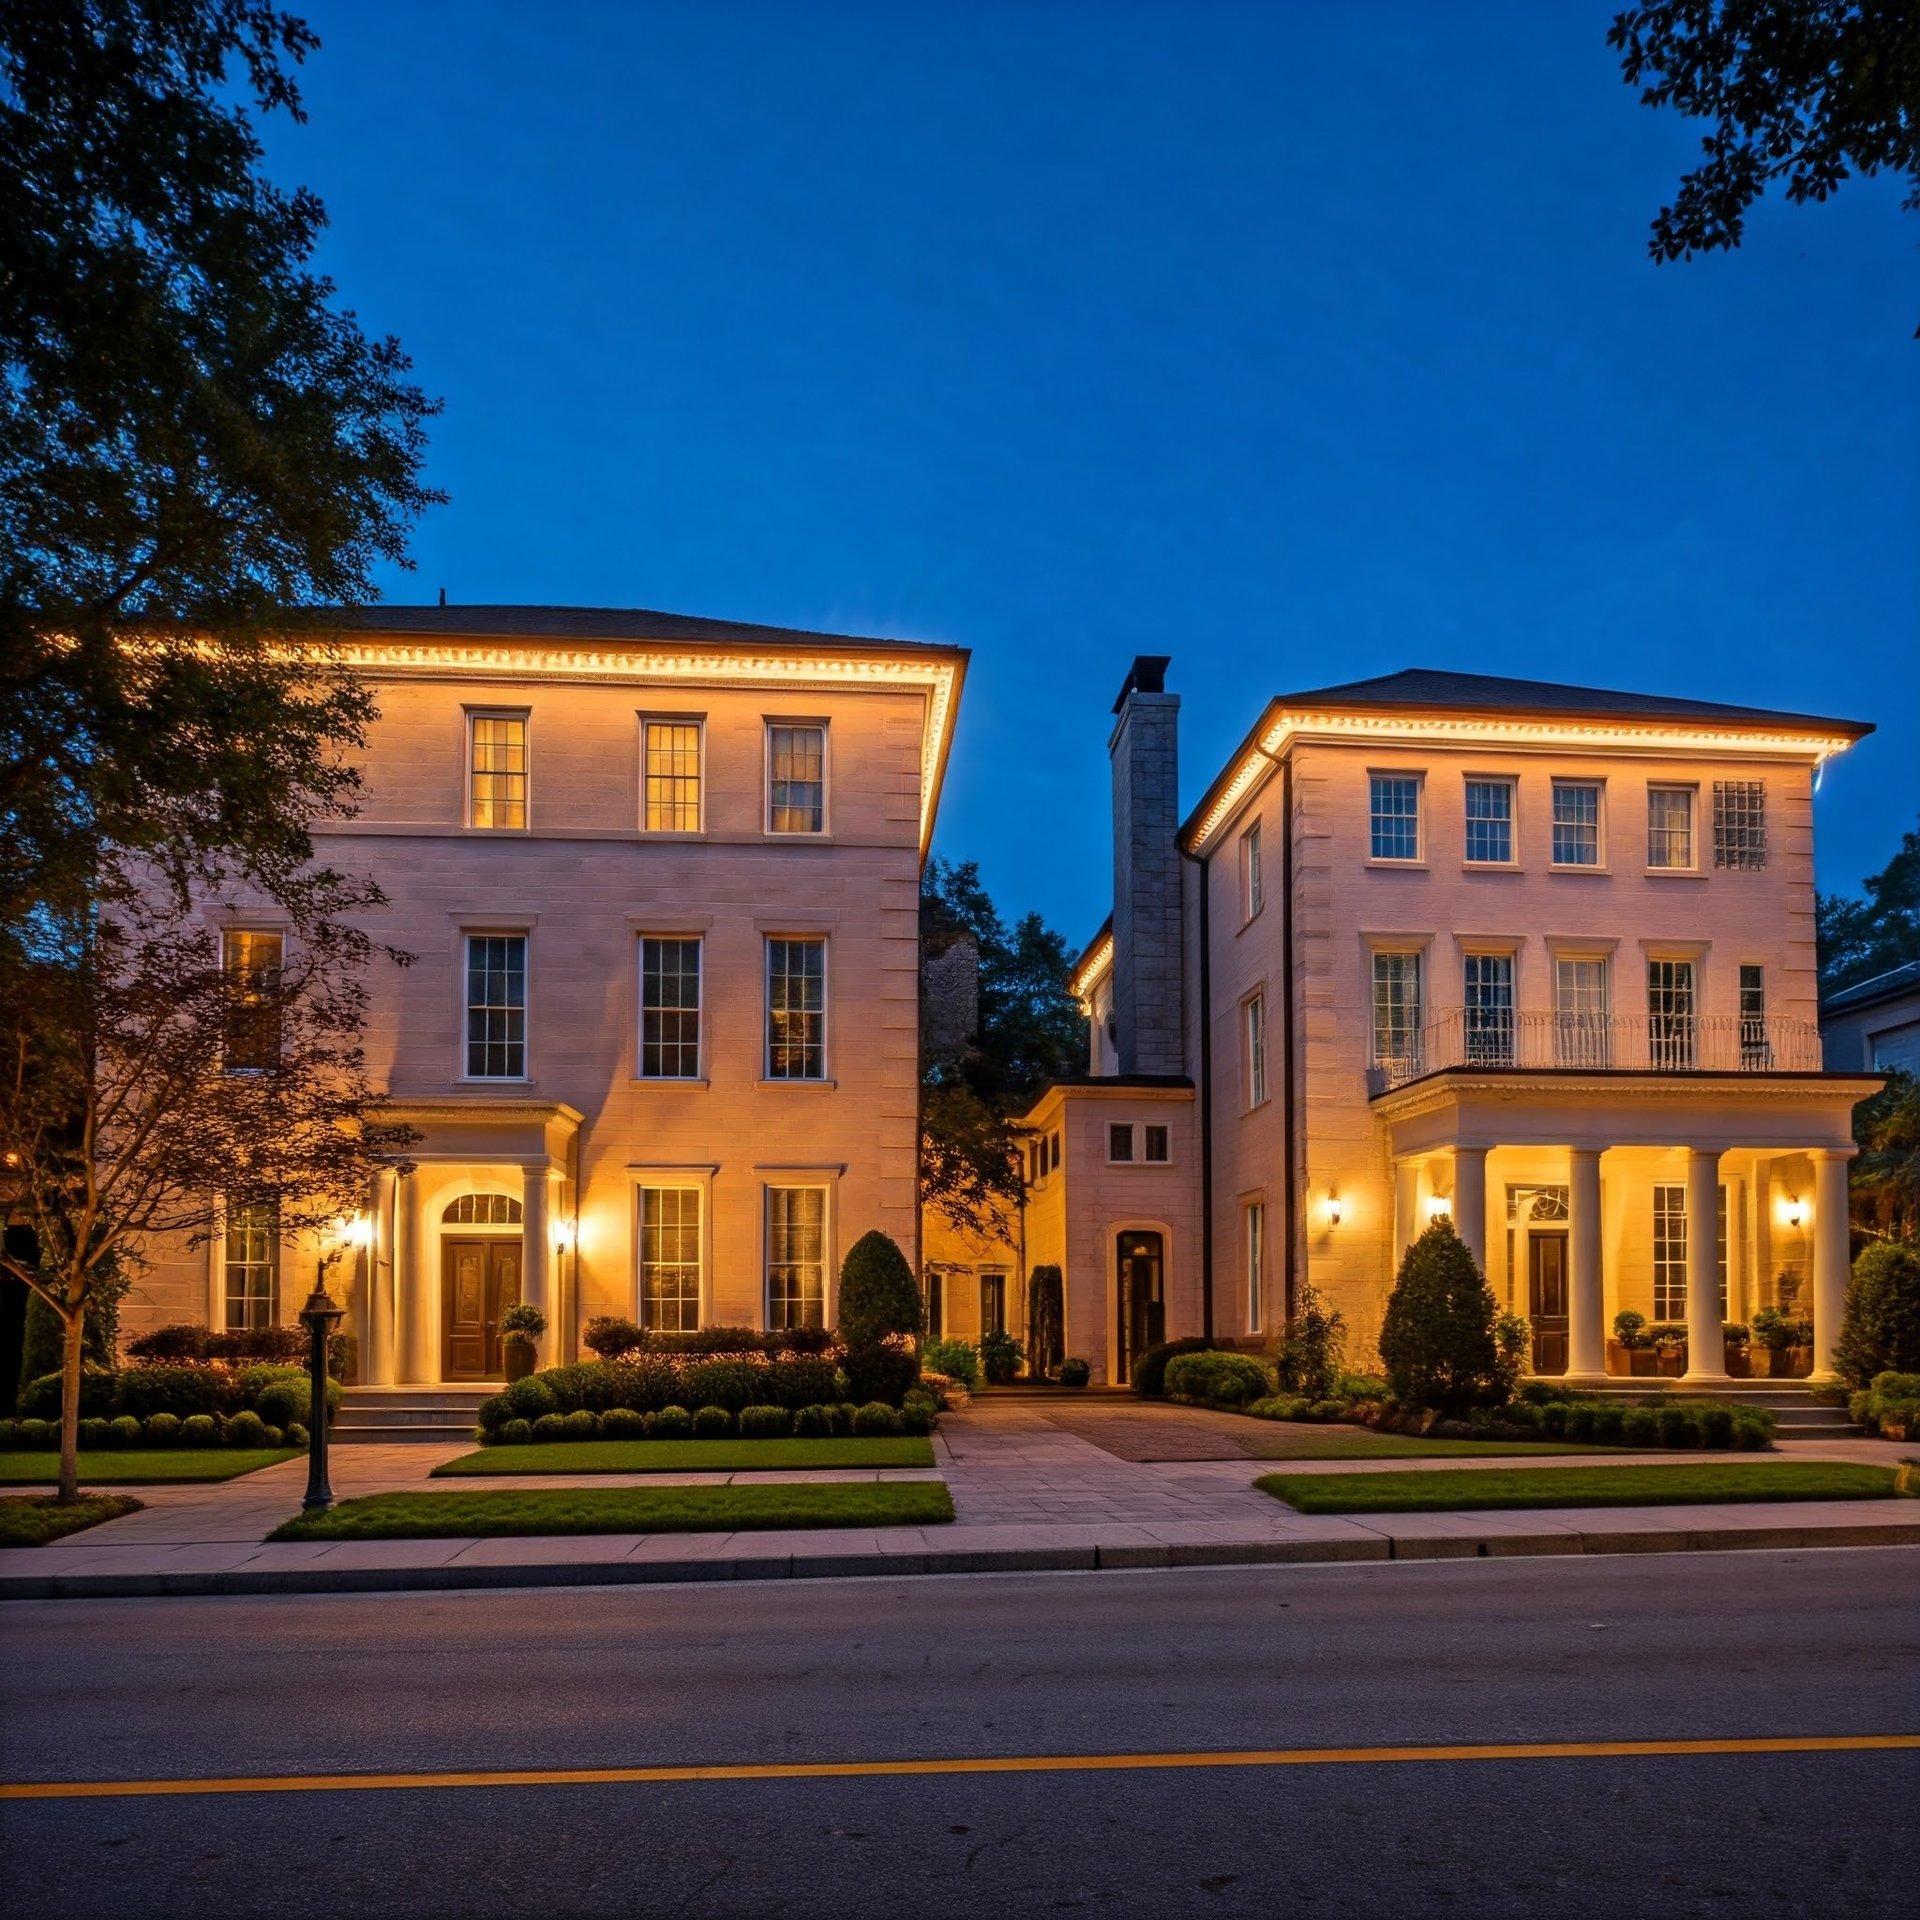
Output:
[334, 1386, 492, 1444]
[1582, 1381, 1852, 1438]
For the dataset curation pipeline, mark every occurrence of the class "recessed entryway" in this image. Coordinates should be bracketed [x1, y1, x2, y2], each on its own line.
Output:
[1115, 1230, 1165, 1386]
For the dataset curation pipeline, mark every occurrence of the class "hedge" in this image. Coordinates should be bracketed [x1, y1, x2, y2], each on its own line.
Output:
[0, 1408, 304, 1450]
[1130, 1337, 1215, 1397]
[1849, 1370, 1920, 1438]
[21, 1361, 340, 1427]
[1165, 1350, 1275, 1407]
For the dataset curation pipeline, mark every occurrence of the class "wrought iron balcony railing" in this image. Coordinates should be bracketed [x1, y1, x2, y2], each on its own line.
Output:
[1366, 1010, 1824, 1096]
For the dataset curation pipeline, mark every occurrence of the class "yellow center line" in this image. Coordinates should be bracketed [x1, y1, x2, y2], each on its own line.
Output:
[4, 1734, 1915, 1800]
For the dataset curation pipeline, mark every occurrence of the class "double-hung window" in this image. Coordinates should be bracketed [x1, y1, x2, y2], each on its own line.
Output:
[1647, 958, 1696, 1070]
[465, 934, 528, 1078]
[1554, 956, 1610, 1067]
[766, 1185, 827, 1330]
[1739, 964, 1769, 1068]
[223, 1202, 279, 1330]
[1551, 782, 1602, 866]
[1371, 952, 1423, 1076]
[1464, 953, 1515, 1065]
[1713, 782, 1767, 869]
[223, 930, 284, 1071]
[1647, 787, 1696, 870]
[1463, 779, 1514, 865]
[766, 937, 826, 1079]
[639, 937, 702, 1078]
[467, 713, 528, 829]
[638, 1186, 702, 1331]
[1369, 775, 1422, 861]
[767, 723, 827, 834]
[1651, 1183, 1729, 1319]
[1242, 822, 1264, 918]
[1245, 1201, 1266, 1334]
[642, 719, 703, 831]
[980, 1271, 1008, 1337]
[1245, 992, 1268, 1107]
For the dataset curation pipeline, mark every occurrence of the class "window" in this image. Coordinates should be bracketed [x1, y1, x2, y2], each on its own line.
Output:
[1464, 953, 1515, 1065]
[766, 1186, 827, 1329]
[767, 723, 826, 833]
[1554, 956, 1611, 1067]
[1463, 779, 1514, 864]
[1551, 782, 1602, 867]
[1245, 992, 1268, 1106]
[1651, 1182, 1729, 1319]
[1371, 952, 1423, 1073]
[1049, 1130, 1061, 1172]
[923, 1270, 944, 1340]
[1144, 1124, 1170, 1163]
[467, 713, 527, 829]
[639, 937, 702, 1078]
[1369, 775, 1421, 861]
[638, 1187, 702, 1331]
[1712, 781, 1767, 869]
[1646, 786, 1695, 870]
[1108, 1122, 1135, 1163]
[444, 1193, 521, 1225]
[465, 935, 527, 1078]
[1647, 958, 1696, 1069]
[222, 930, 283, 1070]
[766, 937, 826, 1078]
[642, 719, 702, 831]
[1246, 1201, 1265, 1334]
[1242, 821, 1264, 918]
[223, 1202, 278, 1330]
[980, 1271, 1008, 1337]
[1739, 963, 1769, 1068]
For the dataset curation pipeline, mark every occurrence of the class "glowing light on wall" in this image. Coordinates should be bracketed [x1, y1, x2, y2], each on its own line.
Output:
[1070, 933, 1114, 1006]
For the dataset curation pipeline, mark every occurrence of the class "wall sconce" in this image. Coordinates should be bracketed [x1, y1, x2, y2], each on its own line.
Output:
[554, 1217, 578, 1255]
[340, 1214, 373, 1250]
[1325, 1194, 1343, 1228]
[1785, 1196, 1804, 1230]
[1425, 1194, 1452, 1222]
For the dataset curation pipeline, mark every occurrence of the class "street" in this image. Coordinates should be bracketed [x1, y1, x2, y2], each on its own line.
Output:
[3, 1547, 1916, 1917]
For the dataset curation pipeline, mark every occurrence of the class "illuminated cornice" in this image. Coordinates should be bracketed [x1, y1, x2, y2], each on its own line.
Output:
[1069, 932, 1113, 1007]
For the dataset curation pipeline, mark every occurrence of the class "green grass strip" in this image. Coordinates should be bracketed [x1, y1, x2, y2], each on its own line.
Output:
[271, 1480, 957, 1541]
[0, 1449, 299, 1486]
[1256, 1462, 1900, 1515]
[1235, 1430, 1630, 1461]
[0, 1494, 143, 1547]
[432, 1436, 935, 1477]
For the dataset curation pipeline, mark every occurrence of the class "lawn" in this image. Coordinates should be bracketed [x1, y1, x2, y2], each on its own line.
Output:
[270, 1480, 957, 1541]
[1235, 1428, 1630, 1462]
[433, 1436, 936, 1477]
[1255, 1462, 1902, 1515]
[0, 1449, 299, 1485]
[0, 1494, 143, 1547]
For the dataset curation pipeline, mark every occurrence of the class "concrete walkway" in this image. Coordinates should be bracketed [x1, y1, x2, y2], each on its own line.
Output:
[2, 1401, 1914, 1599]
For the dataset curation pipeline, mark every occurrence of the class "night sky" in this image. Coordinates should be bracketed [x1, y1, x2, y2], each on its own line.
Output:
[273, 1, 1917, 945]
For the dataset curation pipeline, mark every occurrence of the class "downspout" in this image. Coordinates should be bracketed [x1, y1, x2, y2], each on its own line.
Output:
[1186, 842, 1215, 1341]
[1280, 752, 1297, 1327]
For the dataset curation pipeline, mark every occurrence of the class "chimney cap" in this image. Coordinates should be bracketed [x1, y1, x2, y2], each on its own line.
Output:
[1112, 654, 1173, 713]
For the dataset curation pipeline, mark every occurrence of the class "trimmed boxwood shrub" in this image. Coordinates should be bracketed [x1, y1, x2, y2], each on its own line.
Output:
[738, 1405, 792, 1439]
[1059, 1357, 1091, 1388]
[1131, 1337, 1214, 1396]
[1592, 1406, 1626, 1444]
[79, 1416, 111, 1449]
[224, 1410, 269, 1448]
[143, 1411, 182, 1447]
[1837, 1241, 1920, 1389]
[478, 1393, 511, 1433]
[1539, 1402, 1570, 1437]
[562, 1408, 599, 1440]
[126, 1323, 213, 1362]
[107, 1415, 143, 1448]
[287, 1422, 309, 1448]
[582, 1315, 647, 1359]
[503, 1375, 559, 1422]
[792, 1404, 833, 1437]
[1698, 1405, 1736, 1448]
[647, 1406, 693, 1438]
[499, 1418, 533, 1445]
[600, 1407, 647, 1440]
[681, 1360, 764, 1413]
[180, 1413, 219, 1446]
[254, 1380, 313, 1432]
[1731, 1410, 1773, 1449]
[1164, 1350, 1274, 1407]
[1566, 1406, 1597, 1442]
[852, 1400, 903, 1436]
[20, 1367, 119, 1421]
[900, 1399, 934, 1436]
[1378, 1218, 1502, 1412]
[1657, 1404, 1697, 1448]
[691, 1405, 734, 1438]
[112, 1365, 223, 1420]
[1621, 1407, 1660, 1446]
[532, 1412, 569, 1441]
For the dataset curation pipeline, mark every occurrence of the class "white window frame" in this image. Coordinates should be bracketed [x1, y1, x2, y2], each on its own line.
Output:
[461, 930, 531, 1081]
[636, 1182, 706, 1332]
[764, 1182, 831, 1331]
[1462, 776, 1517, 867]
[222, 1200, 280, 1331]
[1370, 949, 1424, 1072]
[637, 934, 703, 1080]
[1244, 990, 1269, 1109]
[465, 708, 530, 831]
[1245, 1199, 1266, 1334]
[979, 1269, 1009, 1338]
[1241, 820, 1264, 921]
[220, 927, 285, 1073]
[1646, 784, 1698, 872]
[1554, 953, 1612, 1067]
[764, 934, 828, 1080]
[639, 714, 705, 834]
[1463, 949, 1516, 1066]
[1367, 771, 1424, 864]
[1550, 780, 1605, 870]
[764, 718, 830, 836]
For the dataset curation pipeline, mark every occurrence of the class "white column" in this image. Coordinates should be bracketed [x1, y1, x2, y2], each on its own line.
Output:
[1808, 1147, 1854, 1383]
[363, 1166, 398, 1386]
[1453, 1146, 1489, 1277]
[396, 1170, 431, 1385]
[1566, 1147, 1607, 1384]
[521, 1161, 554, 1334]
[1393, 1159, 1421, 1264]
[1682, 1147, 1727, 1382]
[1723, 1175, 1747, 1328]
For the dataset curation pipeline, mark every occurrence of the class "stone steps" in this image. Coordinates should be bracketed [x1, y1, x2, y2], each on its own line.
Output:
[1580, 1380, 1852, 1436]
[334, 1387, 492, 1444]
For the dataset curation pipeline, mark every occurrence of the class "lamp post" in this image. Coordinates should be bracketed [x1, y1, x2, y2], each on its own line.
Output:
[299, 1250, 347, 1512]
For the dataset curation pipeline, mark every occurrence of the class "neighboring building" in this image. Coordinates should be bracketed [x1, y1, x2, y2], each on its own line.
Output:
[1034, 660, 1882, 1385]
[132, 606, 966, 1384]
[1821, 961, 1920, 1076]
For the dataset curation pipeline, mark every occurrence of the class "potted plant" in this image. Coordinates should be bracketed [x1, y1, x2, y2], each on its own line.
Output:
[1611, 1310, 1659, 1377]
[1749, 1306, 1807, 1378]
[979, 1329, 1023, 1386]
[1722, 1322, 1751, 1378]
[1650, 1323, 1687, 1377]
[1058, 1357, 1090, 1389]
[500, 1302, 546, 1383]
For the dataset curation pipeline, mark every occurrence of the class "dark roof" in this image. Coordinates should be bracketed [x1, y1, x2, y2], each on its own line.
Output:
[1822, 959, 1920, 1014]
[1072, 913, 1114, 979]
[1276, 667, 1870, 737]
[325, 603, 964, 658]
[1049, 1073, 1193, 1090]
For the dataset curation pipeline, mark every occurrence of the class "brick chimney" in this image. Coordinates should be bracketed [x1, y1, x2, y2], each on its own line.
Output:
[1109, 655, 1182, 1075]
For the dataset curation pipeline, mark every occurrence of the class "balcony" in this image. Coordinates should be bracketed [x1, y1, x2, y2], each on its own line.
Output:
[1366, 1010, 1824, 1097]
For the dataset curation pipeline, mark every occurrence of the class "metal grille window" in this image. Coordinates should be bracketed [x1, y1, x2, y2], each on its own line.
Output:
[1464, 953, 1515, 1064]
[1713, 781, 1767, 869]
[767, 724, 826, 833]
[1552, 783, 1601, 865]
[1463, 780, 1514, 864]
[1245, 993, 1268, 1106]
[465, 935, 527, 1078]
[223, 1203, 279, 1330]
[639, 937, 702, 1078]
[1369, 775, 1421, 860]
[1652, 1184, 1687, 1320]
[468, 714, 527, 829]
[980, 1271, 1008, 1337]
[1243, 822, 1263, 917]
[766, 1186, 827, 1330]
[223, 930, 283, 1071]
[766, 937, 826, 1078]
[1646, 787, 1695, 869]
[1739, 963, 1770, 1067]
[1109, 1123, 1135, 1162]
[1647, 958, 1696, 1069]
[639, 1187, 702, 1331]
[1246, 1202, 1265, 1334]
[1144, 1124, 1170, 1163]
[1554, 956, 1611, 1066]
[642, 721, 702, 831]
[1371, 952, 1423, 1073]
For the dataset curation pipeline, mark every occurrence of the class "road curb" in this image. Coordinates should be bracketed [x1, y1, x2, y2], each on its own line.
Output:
[3, 1518, 1917, 1599]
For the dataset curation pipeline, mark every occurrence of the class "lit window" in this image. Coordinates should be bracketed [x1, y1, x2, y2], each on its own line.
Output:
[1246, 1202, 1265, 1334]
[1369, 775, 1422, 861]
[1242, 821, 1264, 917]
[767, 723, 826, 833]
[1713, 782, 1767, 870]
[1463, 780, 1514, 864]
[1647, 958, 1696, 1069]
[1739, 963, 1769, 1067]
[638, 1187, 702, 1331]
[223, 930, 283, 1071]
[766, 1186, 827, 1330]
[766, 938, 826, 1078]
[1144, 1124, 1170, 1163]
[1652, 1182, 1729, 1319]
[468, 713, 527, 829]
[1647, 787, 1695, 869]
[639, 937, 701, 1078]
[1245, 992, 1268, 1106]
[980, 1271, 1008, 1336]
[1109, 1123, 1135, 1162]
[1371, 952, 1422, 1072]
[642, 720, 702, 832]
[1554, 956, 1610, 1067]
[224, 1202, 279, 1330]
[1552, 783, 1601, 866]
[465, 934, 527, 1078]
[1049, 1131, 1061, 1172]
[1464, 953, 1514, 1065]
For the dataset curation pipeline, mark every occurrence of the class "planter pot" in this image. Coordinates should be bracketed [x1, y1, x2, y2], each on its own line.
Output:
[1751, 1347, 1811, 1380]
[1655, 1351, 1686, 1378]
[1627, 1350, 1661, 1378]
[503, 1342, 536, 1383]
[1723, 1348, 1751, 1378]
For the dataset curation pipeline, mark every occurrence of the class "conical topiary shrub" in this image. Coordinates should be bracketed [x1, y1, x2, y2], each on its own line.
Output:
[1836, 1241, 1920, 1389]
[837, 1230, 921, 1403]
[1377, 1216, 1502, 1412]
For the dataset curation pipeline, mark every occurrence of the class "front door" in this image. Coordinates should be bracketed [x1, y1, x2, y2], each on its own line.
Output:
[1528, 1231, 1569, 1376]
[442, 1238, 523, 1381]
[1115, 1231, 1165, 1385]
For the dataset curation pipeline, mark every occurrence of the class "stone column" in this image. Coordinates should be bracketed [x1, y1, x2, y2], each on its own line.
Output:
[1566, 1147, 1607, 1384]
[1723, 1175, 1747, 1328]
[521, 1161, 554, 1331]
[1393, 1159, 1420, 1265]
[1808, 1147, 1854, 1384]
[396, 1169, 431, 1385]
[1682, 1147, 1728, 1383]
[363, 1166, 398, 1386]
[1453, 1146, 1489, 1277]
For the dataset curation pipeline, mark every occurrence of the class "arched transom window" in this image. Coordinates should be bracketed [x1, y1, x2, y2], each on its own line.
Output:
[442, 1193, 523, 1226]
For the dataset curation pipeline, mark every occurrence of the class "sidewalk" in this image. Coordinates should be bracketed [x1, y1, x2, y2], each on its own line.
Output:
[2, 1402, 1914, 1599]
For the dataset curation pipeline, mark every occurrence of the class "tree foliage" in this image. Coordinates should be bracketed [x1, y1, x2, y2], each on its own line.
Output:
[1026, 1263, 1064, 1378]
[1852, 1071, 1920, 1243]
[1377, 1218, 1503, 1413]
[1835, 1239, 1920, 1388]
[1818, 818, 1920, 996]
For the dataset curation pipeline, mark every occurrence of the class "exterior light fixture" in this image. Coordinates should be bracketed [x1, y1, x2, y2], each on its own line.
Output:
[299, 1251, 347, 1513]
[1425, 1194, 1452, 1222]
[341, 1214, 373, 1250]
[554, 1217, 577, 1254]
[1786, 1197, 1804, 1229]
[1326, 1194, 1343, 1228]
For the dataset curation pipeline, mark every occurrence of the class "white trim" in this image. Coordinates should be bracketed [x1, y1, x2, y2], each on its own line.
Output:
[763, 716, 831, 837]
[637, 711, 706, 835]
[462, 705, 531, 832]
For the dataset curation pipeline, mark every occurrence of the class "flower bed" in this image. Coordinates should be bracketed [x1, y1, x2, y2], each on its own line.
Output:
[1849, 1371, 1920, 1440]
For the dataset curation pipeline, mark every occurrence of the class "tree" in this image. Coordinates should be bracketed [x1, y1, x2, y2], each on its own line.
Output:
[1377, 1217, 1503, 1413]
[1026, 1263, 1064, 1378]
[1, 0, 440, 934]
[1852, 1071, 1920, 1243]
[1274, 1275, 1346, 1400]
[0, 887, 415, 1500]
[1818, 819, 1920, 996]
[1835, 1240, 1920, 1387]
[836, 1230, 921, 1404]
[1609, 3, 1920, 322]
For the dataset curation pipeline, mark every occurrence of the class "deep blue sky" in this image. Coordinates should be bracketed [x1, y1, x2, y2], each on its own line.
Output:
[275, 1, 1916, 944]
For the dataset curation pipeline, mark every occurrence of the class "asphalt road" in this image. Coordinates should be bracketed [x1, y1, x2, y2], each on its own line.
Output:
[3, 1548, 1916, 1918]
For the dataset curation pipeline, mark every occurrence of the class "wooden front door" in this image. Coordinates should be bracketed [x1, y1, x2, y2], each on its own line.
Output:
[442, 1238, 523, 1381]
[1115, 1232, 1166, 1386]
[1529, 1231, 1570, 1376]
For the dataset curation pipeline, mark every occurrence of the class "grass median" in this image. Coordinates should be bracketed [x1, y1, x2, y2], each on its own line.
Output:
[0, 1449, 299, 1486]
[0, 1494, 144, 1547]
[433, 1437, 936, 1477]
[270, 1480, 957, 1541]
[1255, 1462, 1901, 1515]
